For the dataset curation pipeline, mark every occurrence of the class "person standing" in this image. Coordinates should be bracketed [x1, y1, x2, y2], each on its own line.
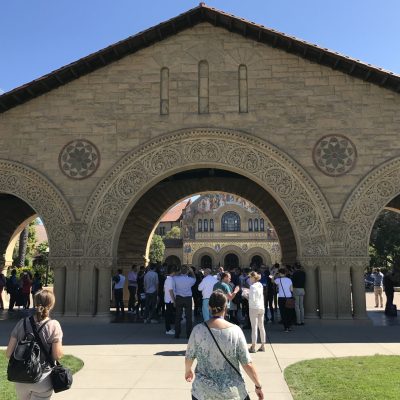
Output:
[213, 272, 240, 317]
[164, 265, 176, 335]
[248, 272, 266, 353]
[113, 269, 126, 317]
[31, 272, 43, 297]
[371, 268, 384, 308]
[173, 265, 196, 339]
[144, 264, 159, 323]
[274, 268, 293, 332]
[6, 289, 64, 400]
[7, 269, 19, 312]
[21, 272, 32, 309]
[185, 291, 264, 400]
[0, 268, 6, 310]
[384, 271, 395, 315]
[292, 264, 306, 325]
[198, 268, 218, 321]
[127, 264, 138, 313]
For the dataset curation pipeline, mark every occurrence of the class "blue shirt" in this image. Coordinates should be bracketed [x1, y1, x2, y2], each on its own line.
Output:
[173, 275, 196, 297]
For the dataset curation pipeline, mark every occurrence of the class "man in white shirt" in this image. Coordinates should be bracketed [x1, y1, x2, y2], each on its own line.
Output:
[198, 268, 218, 321]
[164, 265, 176, 335]
[113, 269, 126, 317]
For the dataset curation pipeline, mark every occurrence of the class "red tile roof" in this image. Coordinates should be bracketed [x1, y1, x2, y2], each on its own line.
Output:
[160, 200, 190, 222]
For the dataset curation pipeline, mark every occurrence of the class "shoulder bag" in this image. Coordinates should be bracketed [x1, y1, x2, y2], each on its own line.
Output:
[30, 316, 73, 393]
[279, 279, 295, 309]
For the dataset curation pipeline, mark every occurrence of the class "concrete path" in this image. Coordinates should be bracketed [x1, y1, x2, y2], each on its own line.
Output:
[1, 292, 399, 400]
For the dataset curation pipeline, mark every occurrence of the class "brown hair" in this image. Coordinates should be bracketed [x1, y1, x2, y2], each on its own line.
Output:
[249, 271, 261, 281]
[209, 290, 227, 315]
[34, 289, 55, 321]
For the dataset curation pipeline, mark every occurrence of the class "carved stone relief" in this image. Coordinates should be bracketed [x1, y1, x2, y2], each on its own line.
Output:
[83, 129, 331, 258]
[0, 160, 74, 256]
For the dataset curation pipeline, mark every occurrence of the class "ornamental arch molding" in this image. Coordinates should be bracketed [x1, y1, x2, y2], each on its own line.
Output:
[341, 157, 400, 257]
[83, 128, 332, 259]
[0, 160, 75, 256]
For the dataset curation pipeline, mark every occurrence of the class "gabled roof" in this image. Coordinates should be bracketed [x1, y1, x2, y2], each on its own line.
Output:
[1, 3, 399, 113]
[160, 199, 190, 222]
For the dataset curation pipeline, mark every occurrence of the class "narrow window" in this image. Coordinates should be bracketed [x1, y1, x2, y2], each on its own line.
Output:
[254, 218, 259, 232]
[198, 219, 203, 232]
[239, 65, 248, 113]
[260, 218, 265, 232]
[210, 219, 214, 232]
[248, 219, 253, 232]
[198, 60, 209, 114]
[160, 67, 169, 115]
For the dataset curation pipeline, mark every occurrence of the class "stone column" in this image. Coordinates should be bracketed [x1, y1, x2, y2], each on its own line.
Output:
[78, 260, 95, 316]
[50, 258, 67, 317]
[318, 260, 337, 319]
[96, 260, 113, 317]
[64, 261, 80, 317]
[336, 260, 352, 319]
[301, 261, 319, 318]
[350, 258, 369, 319]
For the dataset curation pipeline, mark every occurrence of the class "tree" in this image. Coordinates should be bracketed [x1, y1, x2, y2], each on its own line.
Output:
[164, 226, 181, 239]
[369, 210, 400, 270]
[149, 234, 165, 263]
[17, 228, 28, 267]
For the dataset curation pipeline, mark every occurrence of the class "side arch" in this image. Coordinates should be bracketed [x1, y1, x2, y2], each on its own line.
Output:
[218, 245, 243, 267]
[192, 248, 218, 267]
[341, 157, 400, 256]
[0, 160, 75, 256]
[245, 247, 273, 266]
[83, 128, 332, 259]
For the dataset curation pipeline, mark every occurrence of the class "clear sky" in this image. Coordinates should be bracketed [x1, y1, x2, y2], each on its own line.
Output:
[1, 0, 399, 94]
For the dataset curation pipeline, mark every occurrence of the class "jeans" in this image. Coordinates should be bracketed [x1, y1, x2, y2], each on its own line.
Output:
[249, 308, 266, 344]
[114, 288, 124, 315]
[165, 302, 175, 331]
[293, 288, 305, 324]
[202, 298, 210, 321]
[175, 296, 193, 338]
[145, 292, 157, 321]
[128, 286, 137, 311]
[278, 297, 291, 329]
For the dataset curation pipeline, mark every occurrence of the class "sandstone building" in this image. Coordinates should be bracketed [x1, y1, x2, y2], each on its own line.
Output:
[1, 4, 400, 319]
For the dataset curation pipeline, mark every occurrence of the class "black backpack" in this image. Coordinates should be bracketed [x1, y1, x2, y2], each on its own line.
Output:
[7, 317, 50, 383]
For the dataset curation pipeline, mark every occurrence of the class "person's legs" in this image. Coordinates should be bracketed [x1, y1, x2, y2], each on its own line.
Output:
[175, 296, 184, 337]
[377, 287, 383, 308]
[9, 290, 16, 311]
[128, 286, 136, 311]
[374, 287, 379, 307]
[267, 296, 274, 321]
[278, 297, 289, 330]
[184, 296, 193, 338]
[257, 309, 266, 344]
[249, 308, 258, 346]
[202, 298, 210, 321]
[165, 302, 174, 332]
[293, 289, 301, 324]
[15, 375, 53, 400]
[299, 291, 305, 323]
[0, 286, 4, 309]
[144, 293, 151, 321]
[114, 289, 121, 315]
[148, 292, 157, 320]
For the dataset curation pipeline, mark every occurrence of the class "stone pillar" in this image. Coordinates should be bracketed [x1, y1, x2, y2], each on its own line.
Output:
[318, 260, 337, 319]
[51, 259, 67, 316]
[302, 262, 319, 318]
[350, 258, 369, 319]
[78, 260, 95, 316]
[64, 261, 80, 317]
[97, 260, 113, 317]
[336, 260, 352, 319]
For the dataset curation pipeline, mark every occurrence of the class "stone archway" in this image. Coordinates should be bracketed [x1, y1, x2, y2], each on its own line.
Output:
[192, 248, 218, 268]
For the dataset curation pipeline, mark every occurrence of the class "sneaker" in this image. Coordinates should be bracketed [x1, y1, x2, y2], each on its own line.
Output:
[258, 346, 265, 352]
[249, 346, 256, 353]
[166, 329, 175, 335]
[150, 319, 158, 324]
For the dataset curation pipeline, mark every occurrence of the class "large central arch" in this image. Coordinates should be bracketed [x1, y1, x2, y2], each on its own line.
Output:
[83, 128, 332, 259]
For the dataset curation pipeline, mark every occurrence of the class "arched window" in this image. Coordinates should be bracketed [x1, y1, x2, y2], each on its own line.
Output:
[221, 212, 241, 232]
[260, 218, 265, 232]
[254, 218, 259, 231]
[198, 219, 203, 232]
[210, 219, 214, 232]
[204, 219, 208, 232]
[248, 219, 253, 232]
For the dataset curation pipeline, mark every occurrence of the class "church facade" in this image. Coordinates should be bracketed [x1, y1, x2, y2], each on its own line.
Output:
[1, 4, 400, 319]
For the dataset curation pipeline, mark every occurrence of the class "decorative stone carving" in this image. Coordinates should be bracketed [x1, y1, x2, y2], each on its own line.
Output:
[0, 160, 74, 256]
[313, 135, 357, 177]
[341, 158, 400, 256]
[83, 129, 331, 258]
[59, 139, 100, 179]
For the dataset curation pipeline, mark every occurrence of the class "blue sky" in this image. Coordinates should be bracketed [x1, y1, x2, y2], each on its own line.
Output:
[1, 0, 399, 93]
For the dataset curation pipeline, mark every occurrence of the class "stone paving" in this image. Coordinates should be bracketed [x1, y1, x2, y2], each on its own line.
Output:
[1, 292, 399, 400]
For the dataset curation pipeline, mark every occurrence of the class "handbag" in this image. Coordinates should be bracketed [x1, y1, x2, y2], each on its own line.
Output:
[7, 318, 49, 383]
[279, 279, 295, 309]
[30, 316, 73, 393]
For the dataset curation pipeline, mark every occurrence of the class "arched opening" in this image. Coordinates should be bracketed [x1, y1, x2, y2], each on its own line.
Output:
[164, 255, 181, 267]
[221, 212, 241, 232]
[200, 255, 212, 268]
[251, 255, 263, 268]
[224, 253, 239, 269]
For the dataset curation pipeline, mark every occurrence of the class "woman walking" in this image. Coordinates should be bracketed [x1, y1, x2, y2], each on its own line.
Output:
[185, 290, 264, 400]
[274, 268, 293, 332]
[6, 289, 64, 399]
[248, 272, 266, 353]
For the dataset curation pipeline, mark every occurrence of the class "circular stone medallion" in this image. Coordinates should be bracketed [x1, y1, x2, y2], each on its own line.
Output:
[313, 135, 357, 177]
[59, 139, 100, 179]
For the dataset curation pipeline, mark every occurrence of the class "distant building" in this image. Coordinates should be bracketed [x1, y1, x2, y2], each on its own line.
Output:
[157, 194, 281, 268]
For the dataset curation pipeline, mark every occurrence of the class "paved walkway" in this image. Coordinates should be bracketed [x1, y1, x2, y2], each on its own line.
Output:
[1, 292, 399, 400]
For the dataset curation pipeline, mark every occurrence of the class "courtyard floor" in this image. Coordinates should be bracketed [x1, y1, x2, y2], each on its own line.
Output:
[0, 292, 399, 400]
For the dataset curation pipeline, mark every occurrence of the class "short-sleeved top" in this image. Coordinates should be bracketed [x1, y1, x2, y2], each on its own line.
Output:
[186, 323, 251, 400]
[11, 317, 63, 379]
[275, 277, 293, 298]
[172, 275, 196, 297]
[164, 275, 174, 303]
[213, 281, 232, 306]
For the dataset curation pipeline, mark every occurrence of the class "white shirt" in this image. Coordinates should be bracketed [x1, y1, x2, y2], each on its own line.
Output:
[114, 274, 126, 290]
[275, 277, 293, 298]
[249, 281, 265, 310]
[198, 275, 218, 299]
[164, 275, 174, 303]
[127, 271, 138, 287]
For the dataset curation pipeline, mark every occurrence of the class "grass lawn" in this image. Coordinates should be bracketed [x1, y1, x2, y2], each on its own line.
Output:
[0, 350, 83, 400]
[284, 355, 400, 400]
